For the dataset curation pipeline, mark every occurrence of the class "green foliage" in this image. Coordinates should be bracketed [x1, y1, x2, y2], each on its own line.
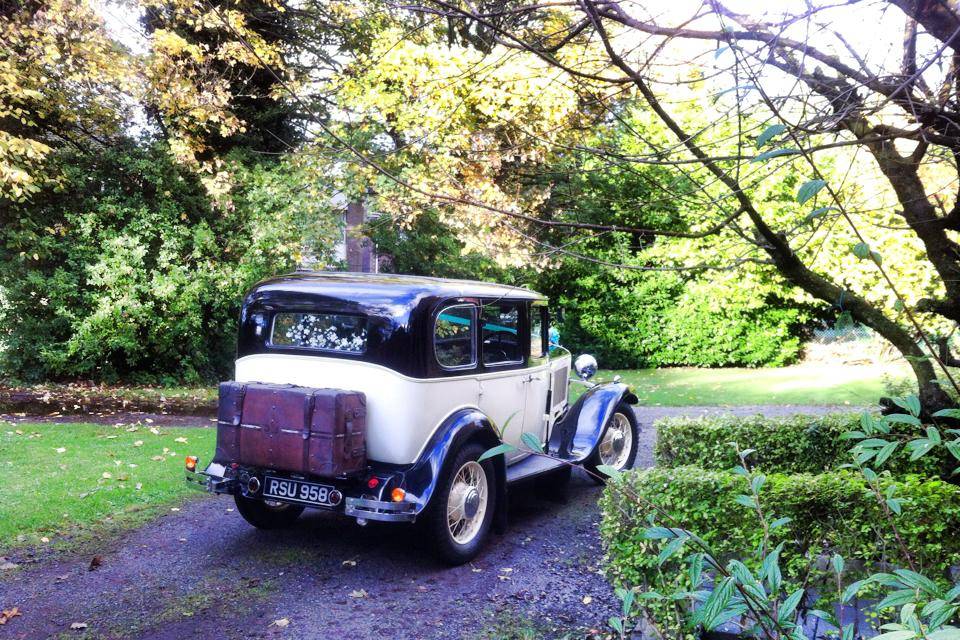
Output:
[654, 413, 951, 477]
[551, 270, 808, 368]
[599, 466, 960, 591]
[0, 144, 340, 383]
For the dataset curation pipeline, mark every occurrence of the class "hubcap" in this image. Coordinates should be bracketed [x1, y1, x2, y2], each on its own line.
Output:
[447, 460, 489, 545]
[599, 412, 633, 470]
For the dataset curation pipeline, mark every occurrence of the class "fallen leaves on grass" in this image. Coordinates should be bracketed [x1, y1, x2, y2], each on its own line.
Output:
[270, 618, 290, 628]
[348, 589, 368, 598]
[70, 621, 87, 629]
[174, 437, 188, 444]
[55, 447, 66, 453]
[0, 560, 18, 570]
[88, 555, 102, 571]
[0, 608, 21, 625]
[582, 595, 593, 605]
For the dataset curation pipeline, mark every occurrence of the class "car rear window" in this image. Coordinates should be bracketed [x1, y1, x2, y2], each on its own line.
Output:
[270, 312, 367, 353]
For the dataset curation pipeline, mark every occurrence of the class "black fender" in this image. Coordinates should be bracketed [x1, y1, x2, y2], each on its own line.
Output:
[550, 382, 638, 462]
[399, 408, 507, 529]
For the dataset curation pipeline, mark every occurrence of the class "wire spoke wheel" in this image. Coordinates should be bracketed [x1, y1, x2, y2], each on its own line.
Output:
[446, 460, 489, 545]
[598, 412, 633, 470]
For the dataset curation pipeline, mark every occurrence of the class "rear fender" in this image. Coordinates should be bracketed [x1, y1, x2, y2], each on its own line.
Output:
[400, 409, 506, 521]
[550, 382, 637, 462]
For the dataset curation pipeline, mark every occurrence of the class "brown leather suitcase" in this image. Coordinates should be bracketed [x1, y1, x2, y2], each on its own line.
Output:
[214, 382, 367, 477]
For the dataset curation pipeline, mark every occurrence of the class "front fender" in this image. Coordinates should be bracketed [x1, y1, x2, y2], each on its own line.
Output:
[400, 408, 505, 515]
[550, 382, 637, 462]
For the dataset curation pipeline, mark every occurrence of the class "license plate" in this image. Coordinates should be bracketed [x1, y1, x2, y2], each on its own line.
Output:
[263, 476, 337, 508]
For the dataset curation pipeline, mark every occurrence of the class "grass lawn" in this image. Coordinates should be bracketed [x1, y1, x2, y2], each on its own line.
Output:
[0, 421, 216, 555]
[595, 363, 911, 406]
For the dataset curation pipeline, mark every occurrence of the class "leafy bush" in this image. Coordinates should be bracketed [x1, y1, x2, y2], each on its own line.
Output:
[0, 144, 341, 383]
[654, 413, 951, 478]
[599, 466, 960, 591]
[550, 269, 810, 369]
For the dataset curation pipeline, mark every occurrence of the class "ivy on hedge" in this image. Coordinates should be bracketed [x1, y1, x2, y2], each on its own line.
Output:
[654, 414, 951, 478]
[599, 466, 960, 591]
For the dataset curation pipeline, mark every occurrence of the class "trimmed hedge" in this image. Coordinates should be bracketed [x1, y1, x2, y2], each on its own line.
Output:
[599, 466, 960, 589]
[654, 413, 949, 478]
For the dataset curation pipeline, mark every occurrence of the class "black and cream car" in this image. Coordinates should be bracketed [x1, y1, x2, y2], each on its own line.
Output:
[187, 272, 639, 564]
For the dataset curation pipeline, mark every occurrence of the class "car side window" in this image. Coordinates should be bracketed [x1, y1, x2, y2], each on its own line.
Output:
[481, 301, 523, 365]
[529, 306, 544, 360]
[435, 304, 477, 369]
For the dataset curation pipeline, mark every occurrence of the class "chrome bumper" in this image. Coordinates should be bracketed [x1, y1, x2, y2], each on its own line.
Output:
[344, 497, 417, 522]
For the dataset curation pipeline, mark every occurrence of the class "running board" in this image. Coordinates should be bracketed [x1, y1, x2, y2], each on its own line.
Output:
[505, 454, 568, 484]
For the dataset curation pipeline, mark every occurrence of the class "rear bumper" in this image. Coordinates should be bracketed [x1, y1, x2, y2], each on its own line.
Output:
[344, 497, 417, 522]
[185, 462, 238, 493]
[186, 462, 419, 523]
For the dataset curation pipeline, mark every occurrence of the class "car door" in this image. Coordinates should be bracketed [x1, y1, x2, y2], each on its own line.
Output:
[477, 300, 529, 463]
[522, 303, 550, 447]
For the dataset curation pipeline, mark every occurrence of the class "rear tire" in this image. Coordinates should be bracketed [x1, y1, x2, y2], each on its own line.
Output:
[234, 494, 304, 529]
[585, 402, 639, 483]
[425, 442, 496, 565]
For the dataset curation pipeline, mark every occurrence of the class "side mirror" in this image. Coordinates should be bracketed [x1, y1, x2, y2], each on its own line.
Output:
[573, 354, 598, 380]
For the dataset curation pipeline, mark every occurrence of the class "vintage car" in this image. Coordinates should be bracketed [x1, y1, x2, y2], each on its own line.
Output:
[186, 272, 639, 564]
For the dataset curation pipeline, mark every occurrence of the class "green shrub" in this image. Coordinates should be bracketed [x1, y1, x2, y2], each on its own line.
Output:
[550, 269, 810, 369]
[599, 466, 960, 590]
[654, 413, 950, 478]
[0, 144, 341, 383]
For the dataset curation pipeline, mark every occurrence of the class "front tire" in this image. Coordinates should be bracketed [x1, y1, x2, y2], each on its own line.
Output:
[234, 494, 304, 529]
[425, 442, 496, 565]
[585, 402, 639, 483]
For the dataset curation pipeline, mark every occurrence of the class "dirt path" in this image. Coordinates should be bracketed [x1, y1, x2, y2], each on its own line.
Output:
[0, 405, 856, 639]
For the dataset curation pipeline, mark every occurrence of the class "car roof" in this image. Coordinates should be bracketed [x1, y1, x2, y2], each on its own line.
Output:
[248, 271, 547, 303]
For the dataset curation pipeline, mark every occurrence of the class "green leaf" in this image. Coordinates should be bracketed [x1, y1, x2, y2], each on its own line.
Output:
[734, 494, 756, 508]
[842, 623, 855, 640]
[927, 426, 942, 445]
[797, 179, 827, 204]
[520, 431, 544, 453]
[852, 241, 872, 260]
[877, 589, 921, 610]
[779, 588, 805, 623]
[873, 631, 919, 640]
[643, 526, 680, 540]
[928, 629, 960, 640]
[752, 148, 800, 163]
[894, 569, 940, 596]
[842, 579, 869, 604]
[887, 413, 922, 427]
[596, 464, 623, 479]
[756, 124, 787, 148]
[887, 497, 903, 515]
[871, 251, 884, 265]
[478, 443, 516, 462]
[657, 536, 687, 567]
[609, 616, 623, 635]
[809, 609, 839, 627]
[928, 604, 958, 629]
[946, 441, 960, 461]
[688, 553, 704, 588]
[933, 408, 960, 419]
[893, 395, 922, 418]
[908, 439, 936, 460]
[832, 554, 844, 575]
[770, 516, 792, 530]
[806, 206, 838, 222]
[875, 441, 899, 466]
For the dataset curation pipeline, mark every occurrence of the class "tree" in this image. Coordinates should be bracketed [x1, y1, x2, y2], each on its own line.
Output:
[386, 0, 960, 413]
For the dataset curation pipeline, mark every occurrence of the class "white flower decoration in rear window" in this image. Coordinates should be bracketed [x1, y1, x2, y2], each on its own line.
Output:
[270, 312, 367, 353]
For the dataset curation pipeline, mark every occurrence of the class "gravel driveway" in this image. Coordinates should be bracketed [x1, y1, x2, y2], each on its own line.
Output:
[0, 405, 856, 639]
